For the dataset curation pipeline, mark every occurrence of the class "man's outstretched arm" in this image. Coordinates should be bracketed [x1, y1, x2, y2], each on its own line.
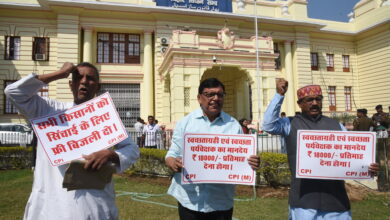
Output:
[4, 62, 75, 119]
[36, 62, 75, 84]
[262, 78, 291, 136]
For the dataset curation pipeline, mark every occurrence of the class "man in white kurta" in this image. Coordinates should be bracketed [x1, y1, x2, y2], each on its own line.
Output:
[5, 62, 139, 220]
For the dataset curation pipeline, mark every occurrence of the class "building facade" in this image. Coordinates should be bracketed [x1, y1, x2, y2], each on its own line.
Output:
[1, 0, 389, 128]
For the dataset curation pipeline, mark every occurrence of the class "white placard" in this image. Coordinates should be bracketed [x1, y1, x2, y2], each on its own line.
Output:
[182, 133, 257, 185]
[30, 92, 128, 166]
[297, 130, 376, 180]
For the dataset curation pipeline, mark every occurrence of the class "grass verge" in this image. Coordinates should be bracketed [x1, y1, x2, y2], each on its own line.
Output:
[0, 170, 389, 220]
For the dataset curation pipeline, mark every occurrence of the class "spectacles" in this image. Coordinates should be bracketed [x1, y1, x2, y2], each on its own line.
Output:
[202, 92, 226, 99]
[302, 96, 323, 103]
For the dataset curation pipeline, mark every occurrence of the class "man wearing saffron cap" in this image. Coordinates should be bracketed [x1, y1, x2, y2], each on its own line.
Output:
[262, 78, 379, 220]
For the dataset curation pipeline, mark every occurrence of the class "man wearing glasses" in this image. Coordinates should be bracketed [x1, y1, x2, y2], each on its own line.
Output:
[262, 79, 378, 220]
[165, 78, 260, 220]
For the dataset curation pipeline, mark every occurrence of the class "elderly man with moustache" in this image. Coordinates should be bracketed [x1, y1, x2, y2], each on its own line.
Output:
[262, 78, 379, 220]
[5, 62, 139, 220]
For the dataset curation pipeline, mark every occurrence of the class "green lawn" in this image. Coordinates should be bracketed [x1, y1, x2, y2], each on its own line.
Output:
[0, 170, 389, 220]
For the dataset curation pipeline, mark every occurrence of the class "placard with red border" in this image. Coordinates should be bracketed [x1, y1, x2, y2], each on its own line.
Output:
[182, 133, 257, 185]
[30, 92, 128, 166]
[297, 130, 376, 180]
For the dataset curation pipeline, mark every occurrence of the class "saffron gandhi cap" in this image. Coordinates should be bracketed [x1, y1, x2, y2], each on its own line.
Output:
[297, 85, 322, 100]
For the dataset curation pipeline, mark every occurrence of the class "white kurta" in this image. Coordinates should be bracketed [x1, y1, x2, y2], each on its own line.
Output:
[5, 74, 140, 220]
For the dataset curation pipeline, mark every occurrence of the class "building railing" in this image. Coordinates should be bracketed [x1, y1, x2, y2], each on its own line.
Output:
[0, 132, 33, 147]
[128, 131, 173, 150]
[0, 129, 285, 153]
[127, 130, 284, 153]
[377, 138, 390, 191]
[1, 129, 388, 189]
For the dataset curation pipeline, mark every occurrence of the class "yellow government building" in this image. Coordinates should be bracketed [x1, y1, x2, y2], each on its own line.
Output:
[1, 0, 389, 128]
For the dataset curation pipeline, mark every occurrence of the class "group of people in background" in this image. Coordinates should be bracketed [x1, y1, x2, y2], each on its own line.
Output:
[137, 100, 390, 146]
[353, 105, 390, 191]
[238, 118, 257, 134]
[253, 101, 390, 137]
[353, 105, 390, 137]
[134, 115, 164, 148]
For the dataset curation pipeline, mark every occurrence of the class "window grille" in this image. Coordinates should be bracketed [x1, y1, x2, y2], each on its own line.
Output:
[33, 37, 49, 61]
[311, 52, 318, 70]
[97, 33, 110, 63]
[99, 83, 140, 128]
[328, 86, 336, 111]
[326, 54, 334, 71]
[112, 34, 126, 63]
[97, 33, 140, 64]
[5, 36, 20, 60]
[342, 55, 350, 72]
[344, 87, 352, 111]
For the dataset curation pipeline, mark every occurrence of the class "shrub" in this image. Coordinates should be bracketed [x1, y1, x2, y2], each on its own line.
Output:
[126, 150, 292, 187]
[0, 147, 33, 169]
[329, 112, 355, 124]
[258, 152, 290, 187]
[125, 148, 172, 176]
[0, 146, 292, 187]
[138, 148, 168, 161]
[126, 150, 292, 186]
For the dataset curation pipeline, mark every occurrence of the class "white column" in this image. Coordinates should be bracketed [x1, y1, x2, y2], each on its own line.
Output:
[284, 40, 295, 116]
[57, 14, 79, 102]
[235, 79, 245, 119]
[82, 27, 93, 63]
[243, 80, 250, 118]
[143, 31, 154, 117]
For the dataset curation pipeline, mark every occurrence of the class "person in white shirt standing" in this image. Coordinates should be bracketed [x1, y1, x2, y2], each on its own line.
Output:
[5, 62, 139, 220]
[134, 117, 144, 148]
[142, 115, 161, 149]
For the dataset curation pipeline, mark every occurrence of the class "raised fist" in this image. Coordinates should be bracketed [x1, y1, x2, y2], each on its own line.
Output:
[276, 78, 288, 96]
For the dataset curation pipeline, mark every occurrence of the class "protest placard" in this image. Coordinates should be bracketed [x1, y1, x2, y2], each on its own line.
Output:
[297, 130, 376, 180]
[182, 133, 257, 185]
[30, 92, 128, 166]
